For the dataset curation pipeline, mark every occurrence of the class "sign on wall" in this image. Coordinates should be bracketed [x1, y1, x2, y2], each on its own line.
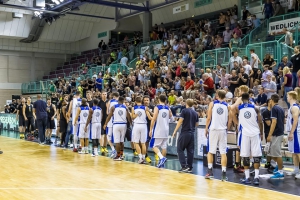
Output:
[194, 0, 212, 8]
[269, 17, 300, 34]
[98, 31, 107, 38]
[173, 4, 189, 14]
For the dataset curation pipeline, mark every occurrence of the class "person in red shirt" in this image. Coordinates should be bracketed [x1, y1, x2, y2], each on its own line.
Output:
[201, 73, 215, 97]
[183, 76, 195, 99]
[148, 85, 156, 99]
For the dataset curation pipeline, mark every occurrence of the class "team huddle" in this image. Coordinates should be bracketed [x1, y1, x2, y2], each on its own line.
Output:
[64, 91, 173, 167]
[204, 86, 300, 184]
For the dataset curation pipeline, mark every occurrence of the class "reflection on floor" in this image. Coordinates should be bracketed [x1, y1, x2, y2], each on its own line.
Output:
[0, 130, 300, 196]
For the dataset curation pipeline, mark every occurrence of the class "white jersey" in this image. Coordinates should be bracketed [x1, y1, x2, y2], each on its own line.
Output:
[91, 106, 102, 124]
[286, 104, 300, 133]
[153, 105, 170, 139]
[72, 97, 82, 123]
[79, 105, 89, 124]
[107, 99, 118, 127]
[238, 103, 260, 137]
[113, 104, 127, 124]
[209, 100, 228, 130]
[133, 105, 147, 124]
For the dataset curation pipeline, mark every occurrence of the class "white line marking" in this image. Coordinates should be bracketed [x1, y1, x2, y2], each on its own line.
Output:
[0, 188, 223, 199]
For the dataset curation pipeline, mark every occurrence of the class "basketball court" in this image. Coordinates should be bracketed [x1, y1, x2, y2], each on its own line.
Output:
[0, 135, 299, 200]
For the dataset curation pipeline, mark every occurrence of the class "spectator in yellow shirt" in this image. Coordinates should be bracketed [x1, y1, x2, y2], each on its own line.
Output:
[168, 90, 177, 105]
[149, 58, 156, 69]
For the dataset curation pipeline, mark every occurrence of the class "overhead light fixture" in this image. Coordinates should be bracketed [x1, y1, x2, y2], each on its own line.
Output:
[59, 0, 64, 2]
[192, 15, 195, 18]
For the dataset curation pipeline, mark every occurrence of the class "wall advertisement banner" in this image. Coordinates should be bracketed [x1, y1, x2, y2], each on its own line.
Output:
[269, 17, 300, 34]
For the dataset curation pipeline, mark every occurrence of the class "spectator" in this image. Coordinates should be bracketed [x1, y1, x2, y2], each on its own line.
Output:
[242, 6, 250, 21]
[276, 56, 292, 75]
[201, 73, 214, 97]
[283, 28, 293, 47]
[252, 15, 261, 28]
[242, 59, 252, 75]
[183, 76, 195, 99]
[263, 0, 273, 19]
[120, 55, 128, 66]
[228, 70, 239, 94]
[223, 27, 232, 44]
[263, 53, 276, 71]
[238, 67, 249, 86]
[282, 66, 293, 108]
[95, 75, 103, 91]
[273, 1, 285, 16]
[229, 33, 241, 50]
[229, 51, 243, 70]
[262, 65, 273, 87]
[265, 74, 277, 99]
[220, 68, 231, 88]
[232, 24, 243, 38]
[255, 86, 268, 106]
[290, 46, 300, 88]
[187, 59, 196, 79]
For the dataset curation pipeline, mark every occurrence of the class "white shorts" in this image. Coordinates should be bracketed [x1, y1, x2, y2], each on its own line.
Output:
[240, 134, 262, 157]
[288, 132, 300, 154]
[106, 127, 113, 142]
[132, 124, 148, 143]
[90, 123, 101, 140]
[150, 138, 168, 149]
[112, 124, 127, 143]
[208, 130, 227, 154]
[78, 124, 90, 138]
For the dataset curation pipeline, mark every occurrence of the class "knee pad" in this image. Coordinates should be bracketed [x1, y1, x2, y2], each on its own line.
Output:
[253, 157, 261, 164]
[243, 157, 250, 167]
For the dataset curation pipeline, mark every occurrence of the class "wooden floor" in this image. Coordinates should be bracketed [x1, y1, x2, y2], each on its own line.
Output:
[0, 136, 299, 200]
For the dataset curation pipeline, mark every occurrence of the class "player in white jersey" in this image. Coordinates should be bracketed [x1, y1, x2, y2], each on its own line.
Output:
[104, 96, 132, 161]
[67, 91, 81, 152]
[85, 99, 102, 157]
[106, 92, 119, 158]
[131, 96, 151, 164]
[286, 91, 300, 179]
[205, 90, 230, 181]
[229, 85, 249, 173]
[149, 94, 173, 168]
[74, 98, 90, 154]
[232, 93, 263, 185]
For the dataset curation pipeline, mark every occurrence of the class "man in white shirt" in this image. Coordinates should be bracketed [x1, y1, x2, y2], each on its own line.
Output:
[250, 49, 260, 70]
[137, 66, 145, 85]
[229, 51, 243, 70]
[242, 59, 252, 75]
[120, 56, 128, 66]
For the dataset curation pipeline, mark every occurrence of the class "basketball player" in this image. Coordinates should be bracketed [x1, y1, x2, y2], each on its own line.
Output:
[149, 94, 173, 168]
[143, 96, 153, 163]
[106, 92, 119, 158]
[229, 85, 250, 173]
[104, 96, 132, 161]
[23, 97, 36, 141]
[46, 98, 56, 145]
[85, 99, 102, 157]
[67, 91, 81, 152]
[16, 98, 26, 139]
[232, 93, 263, 185]
[74, 98, 90, 154]
[98, 91, 108, 154]
[286, 91, 300, 179]
[205, 90, 229, 181]
[132, 96, 151, 164]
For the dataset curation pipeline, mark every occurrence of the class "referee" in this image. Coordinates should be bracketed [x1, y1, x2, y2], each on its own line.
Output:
[172, 99, 198, 173]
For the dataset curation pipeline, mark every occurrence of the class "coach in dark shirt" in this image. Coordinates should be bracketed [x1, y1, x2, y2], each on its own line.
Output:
[98, 91, 108, 147]
[33, 94, 48, 144]
[267, 94, 285, 176]
[172, 99, 198, 173]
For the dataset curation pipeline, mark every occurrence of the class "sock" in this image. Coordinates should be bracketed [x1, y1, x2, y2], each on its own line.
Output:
[157, 152, 163, 159]
[94, 148, 98, 154]
[145, 153, 148, 157]
[294, 166, 299, 173]
[245, 169, 250, 179]
[132, 149, 135, 153]
[235, 162, 240, 167]
[74, 143, 77, 148]
[208, 163, 213, 169]
[139, 154, 142, 159]
[111, 146, 115, 151]
[279, 170, 283, 174]
[255, 169, 259, 178]
[142, 154, 145, 159]
[120, 150, 124, 156]
[222, 167, 226, 172]
[117, 152, 121, 157]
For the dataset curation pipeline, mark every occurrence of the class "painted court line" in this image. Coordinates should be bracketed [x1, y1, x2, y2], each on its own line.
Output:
[0, 188, 223, 199]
